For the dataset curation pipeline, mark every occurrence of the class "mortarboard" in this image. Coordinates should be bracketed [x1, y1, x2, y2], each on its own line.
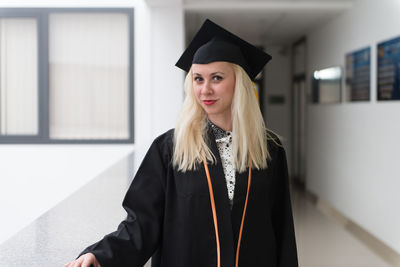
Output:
[175, 19, 272, 81]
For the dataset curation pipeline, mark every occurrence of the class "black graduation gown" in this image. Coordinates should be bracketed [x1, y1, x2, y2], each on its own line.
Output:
[79, 127, 298, 267]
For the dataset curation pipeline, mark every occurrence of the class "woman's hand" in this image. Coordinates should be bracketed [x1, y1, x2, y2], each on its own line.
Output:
[63, 253, 101, 267]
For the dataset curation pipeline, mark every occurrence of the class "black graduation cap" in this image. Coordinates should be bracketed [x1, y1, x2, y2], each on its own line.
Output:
[175, 19, 272, 81]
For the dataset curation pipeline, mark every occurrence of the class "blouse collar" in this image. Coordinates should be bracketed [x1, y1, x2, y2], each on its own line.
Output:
[207, 118, 232, 140]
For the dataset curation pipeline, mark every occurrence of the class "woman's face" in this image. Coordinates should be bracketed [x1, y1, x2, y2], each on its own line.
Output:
[192, 61, 235, 122]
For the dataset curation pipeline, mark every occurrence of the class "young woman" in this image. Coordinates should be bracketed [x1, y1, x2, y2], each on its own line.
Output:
[65, 19, 298, 267]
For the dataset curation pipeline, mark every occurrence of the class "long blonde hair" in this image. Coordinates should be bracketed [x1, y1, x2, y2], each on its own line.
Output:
[173, 63, 272, 173]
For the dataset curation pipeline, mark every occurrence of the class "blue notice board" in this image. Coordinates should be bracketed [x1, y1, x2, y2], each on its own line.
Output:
[377, 36, 400, 100]
[345, 47, 370, 101]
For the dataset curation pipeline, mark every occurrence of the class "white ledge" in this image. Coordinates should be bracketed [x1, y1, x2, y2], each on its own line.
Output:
[184, 1, 353, 11]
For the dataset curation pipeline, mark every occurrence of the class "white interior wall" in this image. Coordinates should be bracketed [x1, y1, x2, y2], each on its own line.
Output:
[0, 0, 184, 244]
[151, 6, 184, 138]
[306, 0, 400, 253]
[263, 45, 292, 166]
[135, 3, 184, 169]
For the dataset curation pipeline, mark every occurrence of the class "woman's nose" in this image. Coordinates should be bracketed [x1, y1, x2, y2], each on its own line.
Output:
[201, 80, 213, 94]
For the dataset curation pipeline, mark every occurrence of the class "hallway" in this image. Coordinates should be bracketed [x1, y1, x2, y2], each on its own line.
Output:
[292, 187, 391, 267]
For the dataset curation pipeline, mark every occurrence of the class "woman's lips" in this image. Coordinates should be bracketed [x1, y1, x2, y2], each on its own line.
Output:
[203, 100, 217, 106]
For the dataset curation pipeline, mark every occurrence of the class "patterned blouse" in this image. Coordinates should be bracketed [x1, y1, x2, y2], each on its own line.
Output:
[207, 119, 235, 210]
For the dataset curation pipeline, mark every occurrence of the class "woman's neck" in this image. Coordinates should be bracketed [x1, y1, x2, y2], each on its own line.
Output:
[207, 115, 232, 132]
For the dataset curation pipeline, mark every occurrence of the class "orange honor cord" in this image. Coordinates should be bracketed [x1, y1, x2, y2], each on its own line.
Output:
[203, 159, 221, 267]
[202, 158, 252, 267]
[252, 82, 259, 104]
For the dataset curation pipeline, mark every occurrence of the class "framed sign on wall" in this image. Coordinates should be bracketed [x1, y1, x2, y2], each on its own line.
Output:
[345, 47, 370, 101]
[377, 36, 400, 100]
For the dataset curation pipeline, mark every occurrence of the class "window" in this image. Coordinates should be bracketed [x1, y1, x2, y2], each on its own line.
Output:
[0, 8, 134, 144]
[0, 17, 38, 136]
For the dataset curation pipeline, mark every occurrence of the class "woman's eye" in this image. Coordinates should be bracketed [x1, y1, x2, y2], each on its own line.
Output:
[194, 76, 203, 82]
[213, 75, 223, 81]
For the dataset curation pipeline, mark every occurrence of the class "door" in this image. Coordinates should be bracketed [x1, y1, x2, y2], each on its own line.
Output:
[291, 38, 307, 188]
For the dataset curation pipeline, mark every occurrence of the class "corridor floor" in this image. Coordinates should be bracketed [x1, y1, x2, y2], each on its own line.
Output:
[292, 188, 391, 267]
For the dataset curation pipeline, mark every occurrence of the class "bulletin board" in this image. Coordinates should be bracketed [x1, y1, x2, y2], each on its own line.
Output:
[377, 36, 400, 100]
[345, 47, 370, 101]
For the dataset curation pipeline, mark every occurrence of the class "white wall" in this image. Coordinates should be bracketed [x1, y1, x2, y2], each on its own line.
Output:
[263, 45, 292, 166]
[0, 0, 184, 244]
[306, 0, 400, 253]
[134, 3, 184, 172]
[151, 6, 184, 137]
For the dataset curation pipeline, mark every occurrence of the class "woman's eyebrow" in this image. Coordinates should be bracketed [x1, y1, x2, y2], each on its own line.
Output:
[193, 71, 225, 76]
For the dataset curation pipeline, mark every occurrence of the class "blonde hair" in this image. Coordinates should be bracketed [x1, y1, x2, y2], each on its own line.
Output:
[173, 63, 273, 173]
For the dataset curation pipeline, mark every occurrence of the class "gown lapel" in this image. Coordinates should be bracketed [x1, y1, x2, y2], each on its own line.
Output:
[205, 126, 235, 267]
[208, 128, 249, 266]
[204, 125, 252, 263]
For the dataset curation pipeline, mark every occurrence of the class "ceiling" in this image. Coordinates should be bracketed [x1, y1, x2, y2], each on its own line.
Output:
[183, 0, 357, 46]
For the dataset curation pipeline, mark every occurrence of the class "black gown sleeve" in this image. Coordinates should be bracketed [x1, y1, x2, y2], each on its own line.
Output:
[272, 141, 299, 267]
[79, 139, 167, 267]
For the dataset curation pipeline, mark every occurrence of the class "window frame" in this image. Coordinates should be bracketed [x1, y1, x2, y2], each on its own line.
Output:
[0, 8, 134, 144]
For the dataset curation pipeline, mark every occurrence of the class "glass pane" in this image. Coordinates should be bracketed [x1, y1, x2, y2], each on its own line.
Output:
[0, 18, 38, 135]
[49, 13, 130, 140]
[312, 66, 342, 104]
